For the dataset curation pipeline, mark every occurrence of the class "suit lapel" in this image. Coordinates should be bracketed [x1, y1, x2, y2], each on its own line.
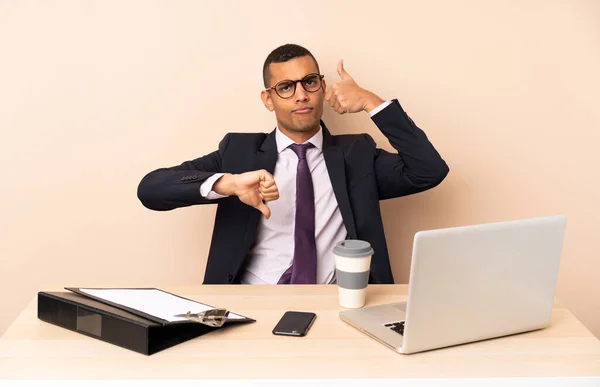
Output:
[321, 122, 358, 239]
[245, 130, 278, 242]
[257, 129, 278, 174]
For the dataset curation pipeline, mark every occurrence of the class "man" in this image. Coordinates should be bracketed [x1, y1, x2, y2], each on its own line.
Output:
[137, 44, 449, 285]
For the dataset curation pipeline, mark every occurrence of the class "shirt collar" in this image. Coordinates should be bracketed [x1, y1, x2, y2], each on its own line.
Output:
[275, 125, 323, 154]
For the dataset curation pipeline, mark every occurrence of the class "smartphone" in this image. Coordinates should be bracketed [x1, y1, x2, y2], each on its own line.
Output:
[272, 311, 316, 337]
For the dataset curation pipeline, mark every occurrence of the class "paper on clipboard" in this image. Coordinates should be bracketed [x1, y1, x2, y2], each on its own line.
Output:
[76, 288, 246, 323]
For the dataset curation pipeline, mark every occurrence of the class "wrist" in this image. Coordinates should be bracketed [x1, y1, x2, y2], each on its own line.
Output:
[212, 173, 236, 196]
[362, 91, 384, 113]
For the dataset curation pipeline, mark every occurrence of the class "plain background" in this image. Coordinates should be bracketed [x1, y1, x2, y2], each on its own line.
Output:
[1, 0, 599, 338]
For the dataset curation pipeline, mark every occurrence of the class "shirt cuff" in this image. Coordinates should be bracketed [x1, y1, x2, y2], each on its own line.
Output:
[369, 100, 392, 117]
[199, 173, 229, 199]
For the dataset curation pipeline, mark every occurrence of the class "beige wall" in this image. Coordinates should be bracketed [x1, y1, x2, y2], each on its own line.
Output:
[1, 0, 599, 338]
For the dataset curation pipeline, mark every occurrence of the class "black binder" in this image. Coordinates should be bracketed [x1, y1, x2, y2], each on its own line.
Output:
[37, 289, 255, 355]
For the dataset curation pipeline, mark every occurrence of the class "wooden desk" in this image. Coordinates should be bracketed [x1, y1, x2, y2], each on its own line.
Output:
[0, 285, 599, 381]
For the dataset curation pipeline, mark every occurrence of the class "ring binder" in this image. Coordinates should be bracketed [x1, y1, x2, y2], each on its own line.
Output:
[37, 289, 255, 355]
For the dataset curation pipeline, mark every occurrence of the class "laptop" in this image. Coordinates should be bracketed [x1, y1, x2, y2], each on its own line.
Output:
[339, 215, 567, 354]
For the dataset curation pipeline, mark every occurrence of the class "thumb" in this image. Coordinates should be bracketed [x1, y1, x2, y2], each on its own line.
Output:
[337, 59, 351, 81]
[256, 201, 271, 219]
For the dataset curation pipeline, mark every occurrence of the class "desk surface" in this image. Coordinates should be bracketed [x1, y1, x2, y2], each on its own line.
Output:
[0, 285, 599, 380]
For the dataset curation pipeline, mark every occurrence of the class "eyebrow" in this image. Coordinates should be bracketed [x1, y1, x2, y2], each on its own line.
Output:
[274, 73, 317, 84]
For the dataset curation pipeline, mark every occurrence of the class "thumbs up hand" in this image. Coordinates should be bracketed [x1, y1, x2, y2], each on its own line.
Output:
[325, 59, 384, 115]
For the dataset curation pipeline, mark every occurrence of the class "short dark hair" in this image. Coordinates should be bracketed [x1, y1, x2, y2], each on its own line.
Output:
[262, 44, 320, 88]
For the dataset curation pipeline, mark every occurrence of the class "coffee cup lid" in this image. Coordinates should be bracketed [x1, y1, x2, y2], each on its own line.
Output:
[333, 240, 374, 258]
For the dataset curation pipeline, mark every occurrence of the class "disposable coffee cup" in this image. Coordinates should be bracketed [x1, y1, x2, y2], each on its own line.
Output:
[333, 240, 374, 308]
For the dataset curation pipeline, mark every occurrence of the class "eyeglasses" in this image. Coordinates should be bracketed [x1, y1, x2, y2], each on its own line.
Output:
[266, 73, 325, 99]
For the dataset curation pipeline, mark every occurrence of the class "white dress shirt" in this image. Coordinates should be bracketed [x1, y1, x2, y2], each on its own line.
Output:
[200, 100, 392, 284]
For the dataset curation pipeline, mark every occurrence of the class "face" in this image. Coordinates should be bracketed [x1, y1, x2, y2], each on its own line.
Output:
[261, 56, 326, 135]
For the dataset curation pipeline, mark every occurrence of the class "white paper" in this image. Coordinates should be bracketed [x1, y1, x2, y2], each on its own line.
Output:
[78, 288, 245, 322]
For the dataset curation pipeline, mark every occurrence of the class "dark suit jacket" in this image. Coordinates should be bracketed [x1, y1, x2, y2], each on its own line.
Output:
[137, 99, 449, 284]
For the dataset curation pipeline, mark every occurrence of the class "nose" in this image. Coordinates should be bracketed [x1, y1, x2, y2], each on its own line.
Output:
[294, 80, 309, 102]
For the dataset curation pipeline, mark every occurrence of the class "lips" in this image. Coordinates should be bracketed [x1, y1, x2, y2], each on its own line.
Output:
[292, 107, 313, 114]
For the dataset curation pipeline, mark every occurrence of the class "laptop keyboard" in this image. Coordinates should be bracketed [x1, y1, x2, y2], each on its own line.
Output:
[385, 321, 405, 335]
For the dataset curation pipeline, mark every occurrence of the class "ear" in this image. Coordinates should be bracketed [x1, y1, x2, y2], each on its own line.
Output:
[261, 90, 274, 112]
[321, 79, 327, 95]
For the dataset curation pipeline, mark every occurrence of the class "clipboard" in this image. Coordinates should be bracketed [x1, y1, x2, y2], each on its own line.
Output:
[65, 287, 255, 326]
